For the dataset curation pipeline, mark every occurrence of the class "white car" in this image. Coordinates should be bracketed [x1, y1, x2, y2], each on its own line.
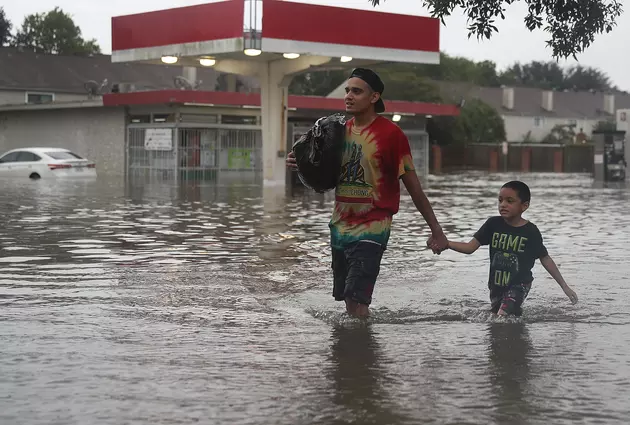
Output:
[0, 147, 97, 179]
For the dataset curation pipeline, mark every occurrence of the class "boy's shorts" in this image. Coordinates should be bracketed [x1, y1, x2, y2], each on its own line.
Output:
[490, 281, 532, 316]
[332, 240, 385, 306]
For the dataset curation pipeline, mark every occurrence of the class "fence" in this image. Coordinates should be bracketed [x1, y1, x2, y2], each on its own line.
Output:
[126, 124, 262, 183]
[434, 143, 594, 174]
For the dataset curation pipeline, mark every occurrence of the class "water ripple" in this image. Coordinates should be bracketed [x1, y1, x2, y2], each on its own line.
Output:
[0, 173, 628, 424]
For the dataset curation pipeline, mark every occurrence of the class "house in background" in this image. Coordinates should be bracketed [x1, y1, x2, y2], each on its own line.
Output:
[0, 48, 261, 178]
[0, 47, 260, 107]
[328, 79, 630, 143]
[0, 48, 454, 180]
[434, 81, 630, 143]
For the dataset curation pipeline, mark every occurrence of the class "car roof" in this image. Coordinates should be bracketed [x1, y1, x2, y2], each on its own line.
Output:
[2, 147, 72, 154]
[27, 148, 72, 153]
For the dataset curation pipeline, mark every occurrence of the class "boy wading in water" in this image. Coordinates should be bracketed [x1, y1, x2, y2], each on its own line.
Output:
[434, 181, 578, 316]
[286, 68, 448, 318]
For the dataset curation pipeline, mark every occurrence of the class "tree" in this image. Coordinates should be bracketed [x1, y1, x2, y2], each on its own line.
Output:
[500, 61, 566, 90]
[427, 99, 506, 145]
[541, 124, 577, 144]
[289, 70, 347, 96]
[369, 0, 624, 59]
[593, 120, 617, 133]
[371, 65, 443, 102]
[12, 7, 100, 55]
[428, 54, 501, 86]
[289, 65, 444, 102]
[564, 65, 612, 91]
[289, 53, 502, 98]
[500, 61, 613, 91]
[452, 98, 506, 144]
[0, 7, 11, 46]
[375, 53, 501, 87]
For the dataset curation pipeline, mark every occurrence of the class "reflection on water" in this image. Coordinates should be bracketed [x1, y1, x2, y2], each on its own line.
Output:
[1, 172, 629, 424]
[326, 324, 406, 425]
[487, 323, 532, 425]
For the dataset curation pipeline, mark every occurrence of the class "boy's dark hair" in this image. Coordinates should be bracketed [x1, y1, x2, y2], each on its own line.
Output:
[502, 181, 531, 203]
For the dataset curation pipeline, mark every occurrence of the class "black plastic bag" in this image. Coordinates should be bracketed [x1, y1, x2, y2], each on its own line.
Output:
[292, 113, 346, 193]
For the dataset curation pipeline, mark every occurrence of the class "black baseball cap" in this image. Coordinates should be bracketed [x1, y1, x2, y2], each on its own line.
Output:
[349, 68, 385, 113]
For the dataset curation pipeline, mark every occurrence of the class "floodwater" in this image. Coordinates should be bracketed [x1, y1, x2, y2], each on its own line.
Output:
[1, 172, 629, 425]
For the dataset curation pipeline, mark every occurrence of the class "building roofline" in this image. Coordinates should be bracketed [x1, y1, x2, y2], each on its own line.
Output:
[0, 90, 460, 116]
[0, 86, 90, 95]
[0, 99, 104, 112]
[102, 90, 460, 116]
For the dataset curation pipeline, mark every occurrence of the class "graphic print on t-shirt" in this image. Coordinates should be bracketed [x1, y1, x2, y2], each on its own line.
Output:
[337, 143, 373, 204]
[490, 232, 528, 286]
[491, 252, 520, 286]
[329, 116, 415, 250]
[474, 216, 548, 288]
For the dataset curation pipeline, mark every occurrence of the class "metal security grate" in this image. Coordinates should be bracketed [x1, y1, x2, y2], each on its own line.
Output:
[405, 130, 430, 181]
[127, 125, 262, 183]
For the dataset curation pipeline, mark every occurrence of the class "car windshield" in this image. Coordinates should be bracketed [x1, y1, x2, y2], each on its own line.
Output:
[45, 151, 84, 160]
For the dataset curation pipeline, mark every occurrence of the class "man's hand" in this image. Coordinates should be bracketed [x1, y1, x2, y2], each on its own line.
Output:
[426, 231, 448, 255]
[401, 171, 448, 255]
[286, 151, 298, 170]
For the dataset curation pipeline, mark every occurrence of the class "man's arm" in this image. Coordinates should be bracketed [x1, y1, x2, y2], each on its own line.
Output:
[401, 170, 447, 251]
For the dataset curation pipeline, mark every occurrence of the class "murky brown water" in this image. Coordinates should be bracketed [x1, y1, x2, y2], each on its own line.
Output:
[1, 172, 629, 425]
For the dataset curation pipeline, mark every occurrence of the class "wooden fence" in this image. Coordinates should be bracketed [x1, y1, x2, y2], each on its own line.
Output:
[431, 143, 593, 174]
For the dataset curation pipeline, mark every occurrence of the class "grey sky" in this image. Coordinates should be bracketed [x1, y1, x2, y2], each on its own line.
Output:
[4, 0, 629, 91]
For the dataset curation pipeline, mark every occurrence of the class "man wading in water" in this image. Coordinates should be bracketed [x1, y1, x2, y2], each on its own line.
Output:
[286, 68, 448, 317]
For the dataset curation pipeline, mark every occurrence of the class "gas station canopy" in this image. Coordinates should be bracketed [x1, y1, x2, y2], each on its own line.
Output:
[110, 0, 448, 185]
[111, 0, 441, 67]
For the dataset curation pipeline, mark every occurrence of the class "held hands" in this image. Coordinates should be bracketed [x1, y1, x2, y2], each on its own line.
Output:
[426, 230, 448, 255]
[286, 151, 298, 170]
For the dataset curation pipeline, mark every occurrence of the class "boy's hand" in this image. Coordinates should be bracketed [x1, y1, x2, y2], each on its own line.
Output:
[286, 151, 298, 170]
[563, 286, 578, 304]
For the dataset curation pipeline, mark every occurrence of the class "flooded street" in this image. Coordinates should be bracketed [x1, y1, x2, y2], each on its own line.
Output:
[1, 172, 629, 425]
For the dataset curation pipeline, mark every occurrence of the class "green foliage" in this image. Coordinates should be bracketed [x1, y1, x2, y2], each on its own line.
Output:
[426, 98, 506, 145]
[368, 53, 501, 87]
[564, 65, 613, 91]
[454, 98, 506, 144]
[12, 7, 100, 55]
[369, 0, 623, 59]
[500, 61, 613, 90]
[289, 70, 347, 96]
[289, 52, 502, 97]
[0, 7, 11, 46]
[289, 54, 614, 101]
[500, 61, 565, 90]
[541, 124, 577, 144]
[593, 120, 617, 133]
[370, 65, 443, 102]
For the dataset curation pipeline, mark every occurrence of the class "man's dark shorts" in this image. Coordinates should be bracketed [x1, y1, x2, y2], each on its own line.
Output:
[490, 281, 532, 316]
[332, 240, 385, 306]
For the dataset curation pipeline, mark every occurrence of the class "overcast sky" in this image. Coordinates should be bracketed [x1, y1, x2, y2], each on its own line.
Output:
[4, 0, 629, 91]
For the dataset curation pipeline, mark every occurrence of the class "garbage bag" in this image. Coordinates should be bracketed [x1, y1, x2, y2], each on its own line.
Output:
[292, 113, 346, 193]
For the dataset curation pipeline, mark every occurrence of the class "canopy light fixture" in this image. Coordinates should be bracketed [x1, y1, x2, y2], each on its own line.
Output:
[199, 57, 216, 67]
[244, 49, 262, 57]
[161, 56, 178, 64]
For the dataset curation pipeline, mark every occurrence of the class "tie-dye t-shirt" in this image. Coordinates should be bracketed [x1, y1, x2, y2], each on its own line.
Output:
[329, 116, 415, 250]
